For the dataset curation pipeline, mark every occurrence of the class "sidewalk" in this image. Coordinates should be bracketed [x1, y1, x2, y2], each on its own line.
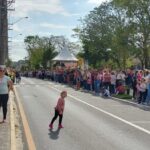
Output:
[0, 91, 16, 150]
[0, 102, 11, 150]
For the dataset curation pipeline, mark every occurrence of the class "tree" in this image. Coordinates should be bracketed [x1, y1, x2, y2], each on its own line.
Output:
[5, 58, 12, 67]
[42, 43, 57, 68]
[24, 35, 80, 69]
[78, 2, 115, 68]
[74, 2, 133, 68]
[74, 0, 150, 69]
[49, 35, 81, 55]
[24, 36, 57, 69]
[113, 0, 150, 68]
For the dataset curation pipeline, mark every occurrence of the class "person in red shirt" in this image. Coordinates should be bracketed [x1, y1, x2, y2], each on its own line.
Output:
[103, 71, 111, 90]
[116, 83, 126, 94]
[49, 91, 67, 129]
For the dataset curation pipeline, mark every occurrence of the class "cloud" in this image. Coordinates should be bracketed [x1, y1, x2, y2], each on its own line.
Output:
[40, 23, 73, 29]
[74, 2, 80, 5]
[12, 0, 72, 17]
[87, 0, 107, 5]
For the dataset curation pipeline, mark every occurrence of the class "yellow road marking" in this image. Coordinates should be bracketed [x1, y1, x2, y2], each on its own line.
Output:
[14, 87, 36, 150]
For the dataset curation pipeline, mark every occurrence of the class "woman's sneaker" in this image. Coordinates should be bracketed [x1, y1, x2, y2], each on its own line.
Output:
[49, 124, 53, 129]
[0, 119, 6, 124]
[58, 124, 64, 129]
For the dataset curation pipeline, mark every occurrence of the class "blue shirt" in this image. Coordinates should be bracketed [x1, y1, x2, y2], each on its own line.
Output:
[0, 75, 11, 94]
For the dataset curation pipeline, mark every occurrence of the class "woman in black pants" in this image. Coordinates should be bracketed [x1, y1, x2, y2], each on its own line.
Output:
[0, 66, 13, 123]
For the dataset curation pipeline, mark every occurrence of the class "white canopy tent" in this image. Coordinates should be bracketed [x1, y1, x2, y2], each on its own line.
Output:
[52, 46, 78, 62]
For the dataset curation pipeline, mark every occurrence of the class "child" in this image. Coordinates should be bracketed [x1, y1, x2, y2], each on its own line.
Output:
[49, 91, 67, 129]
[116, 83, 126, 95]
[102, 87, 110, 97]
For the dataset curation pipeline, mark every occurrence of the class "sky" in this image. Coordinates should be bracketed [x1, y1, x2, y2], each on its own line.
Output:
[9, 0, 107, 61]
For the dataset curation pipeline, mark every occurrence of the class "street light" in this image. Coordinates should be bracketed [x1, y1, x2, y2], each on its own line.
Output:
[8, 33, 23, 53]
[8, 33, 22, 45]
[8, 33, 22, 41]
[9, 33, 22, 39]
[7, 16, 28, 60]
[9, 16, 28, 25]
[14, 33, 22, 38]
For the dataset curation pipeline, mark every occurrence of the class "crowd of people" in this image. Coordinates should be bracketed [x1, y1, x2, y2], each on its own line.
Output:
[0, 65, 149, 129]
[0, 67, 21, 85]
[23, 67, 150, 106]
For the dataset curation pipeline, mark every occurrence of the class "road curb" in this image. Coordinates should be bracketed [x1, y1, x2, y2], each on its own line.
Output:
[14, 87, 36, 150]
[111, 96, 150, 110]
[10, 91, 16, 150]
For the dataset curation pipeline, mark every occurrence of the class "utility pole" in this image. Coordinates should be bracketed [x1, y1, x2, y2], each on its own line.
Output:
[0, 0, 7, 65]
[4, 0, 8, 63]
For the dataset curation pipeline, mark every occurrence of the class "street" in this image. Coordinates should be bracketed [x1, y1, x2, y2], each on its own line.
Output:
[15, 77, 150, 150]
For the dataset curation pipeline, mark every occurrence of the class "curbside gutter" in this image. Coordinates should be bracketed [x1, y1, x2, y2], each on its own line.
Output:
[111, 96, 137, 106]
[111, 96, 150, 110]
[9, 91, 16, 150]
[14, 87, 36, 150]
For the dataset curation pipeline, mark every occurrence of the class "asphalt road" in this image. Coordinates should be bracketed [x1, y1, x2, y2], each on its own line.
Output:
[15, 77, 150, 150]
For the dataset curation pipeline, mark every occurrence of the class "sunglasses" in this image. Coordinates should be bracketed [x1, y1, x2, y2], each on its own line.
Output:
[0, 70, 4, 72]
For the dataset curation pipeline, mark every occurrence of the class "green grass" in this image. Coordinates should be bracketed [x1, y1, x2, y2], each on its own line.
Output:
[113, 94, 132, 100]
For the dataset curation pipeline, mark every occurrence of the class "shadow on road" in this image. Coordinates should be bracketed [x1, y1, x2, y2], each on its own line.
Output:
[48, 128, 61, 140]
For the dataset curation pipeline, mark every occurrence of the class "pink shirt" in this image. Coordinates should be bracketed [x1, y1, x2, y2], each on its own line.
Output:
[55, 97, 65, 114]
[103, 73, 111, 83]
[137, 73, 142, 81]
[97, 73, 102, 80]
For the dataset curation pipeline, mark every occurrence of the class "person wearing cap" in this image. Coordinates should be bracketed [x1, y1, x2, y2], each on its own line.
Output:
[0, 66, 13, 123]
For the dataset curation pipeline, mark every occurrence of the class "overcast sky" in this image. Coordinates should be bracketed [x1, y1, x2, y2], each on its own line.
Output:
[9, 0, 107, 61]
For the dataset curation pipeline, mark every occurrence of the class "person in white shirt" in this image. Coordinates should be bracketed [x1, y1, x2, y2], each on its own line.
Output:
[110, 72, 116, 94]
[116, 71, 126, 87]
[0, 66, 13, 123]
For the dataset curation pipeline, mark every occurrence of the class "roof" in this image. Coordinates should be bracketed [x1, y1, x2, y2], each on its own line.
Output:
[52, 46, 78, 62]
